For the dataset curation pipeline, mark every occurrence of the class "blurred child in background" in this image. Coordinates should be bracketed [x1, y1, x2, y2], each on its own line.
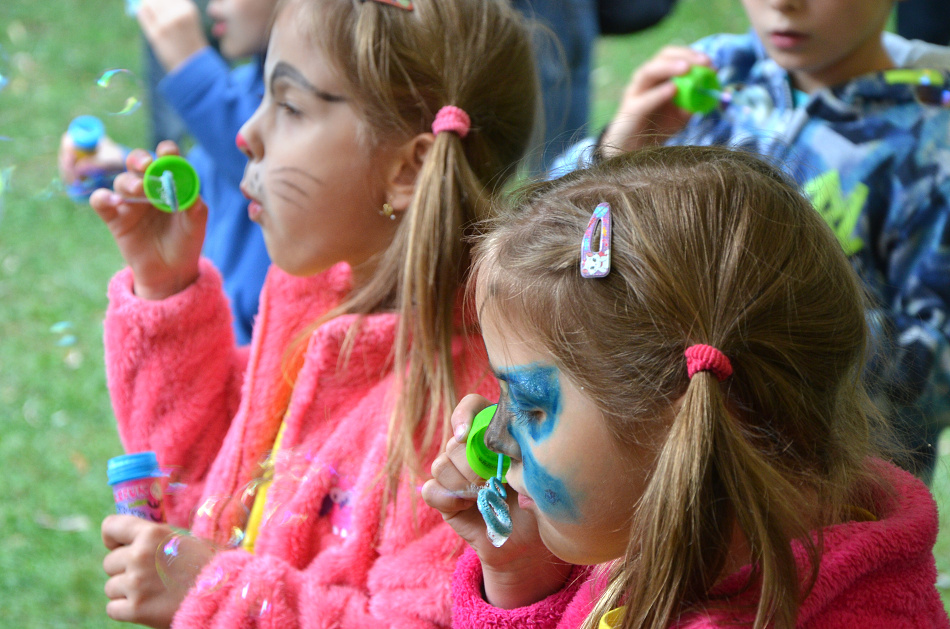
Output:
[556, 0, 950, 481]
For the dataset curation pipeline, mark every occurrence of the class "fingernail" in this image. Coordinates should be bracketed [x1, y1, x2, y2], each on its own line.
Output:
[454, 423, 469, 442]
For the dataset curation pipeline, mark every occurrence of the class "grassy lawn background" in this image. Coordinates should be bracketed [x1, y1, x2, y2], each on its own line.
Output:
[0, 1, 945, 626]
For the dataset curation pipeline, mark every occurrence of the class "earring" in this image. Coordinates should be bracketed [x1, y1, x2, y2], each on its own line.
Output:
[380, 202, 396, 220]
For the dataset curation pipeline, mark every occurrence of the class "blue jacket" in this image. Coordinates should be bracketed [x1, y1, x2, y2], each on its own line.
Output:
[160, 47, 269, 345]
[554, 32, 950, 466]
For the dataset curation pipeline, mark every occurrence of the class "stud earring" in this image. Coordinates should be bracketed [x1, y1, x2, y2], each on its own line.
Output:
[380, 202, 396, 220]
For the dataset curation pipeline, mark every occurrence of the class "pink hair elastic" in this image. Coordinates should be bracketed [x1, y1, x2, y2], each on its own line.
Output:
[235, 132, 248, 152]
[684, 344, 732, 381]
[432, 106, 471, 138]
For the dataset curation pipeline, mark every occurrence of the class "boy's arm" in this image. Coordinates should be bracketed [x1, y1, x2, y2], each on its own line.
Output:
[158, 49, 260, 188]
[873, 145, 950, 472]
[137, 0, 208, 74]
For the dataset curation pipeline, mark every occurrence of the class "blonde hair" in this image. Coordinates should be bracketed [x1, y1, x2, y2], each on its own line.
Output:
[474, 146, 887, 629]
[274, 0, 538, 494]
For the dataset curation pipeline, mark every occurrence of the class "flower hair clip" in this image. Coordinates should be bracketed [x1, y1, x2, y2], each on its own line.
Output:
[358, 0, 413, 10]
[580, 202, 611, 278]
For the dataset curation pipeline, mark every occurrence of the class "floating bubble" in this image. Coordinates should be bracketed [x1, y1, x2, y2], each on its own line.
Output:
[161, 465, 189, 498]
[191, 494, 251, 548]
[156, 530, 223, 594]
[50, 321, 73, 334]
[193, 564, 232, 596]
[125, 0, 143, 16]
[34, 177, 66, 201]
[239, 580, 274, 620]
[0, 165, 12, 220]
[0, 46, 10, 94]
[95, 68, 143, 116]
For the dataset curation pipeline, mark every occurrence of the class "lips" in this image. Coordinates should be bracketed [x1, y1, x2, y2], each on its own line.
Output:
[240, 184, 263, 221]
[211, 21, 227, 39]
[769, 30, 808, 50]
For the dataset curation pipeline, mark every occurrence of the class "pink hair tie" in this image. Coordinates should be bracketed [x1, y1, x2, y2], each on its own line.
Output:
[432, 105, 471, 138]
[684, 344, 732, 381]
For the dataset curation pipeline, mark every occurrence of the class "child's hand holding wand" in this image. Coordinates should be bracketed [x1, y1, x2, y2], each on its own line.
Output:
[89, 141, 207, 301]
[422, 394, 573, 609]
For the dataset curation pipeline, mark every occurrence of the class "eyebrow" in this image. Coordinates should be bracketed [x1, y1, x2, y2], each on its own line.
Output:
[270, 61, 346, 103]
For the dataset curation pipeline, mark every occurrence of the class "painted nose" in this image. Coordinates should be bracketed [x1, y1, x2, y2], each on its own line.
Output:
[235, 132, 249, 155]
[484, 410, 521, 461]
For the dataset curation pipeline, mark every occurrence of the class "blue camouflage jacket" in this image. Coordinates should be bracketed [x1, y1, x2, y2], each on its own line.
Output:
[555, 32, 950, 461]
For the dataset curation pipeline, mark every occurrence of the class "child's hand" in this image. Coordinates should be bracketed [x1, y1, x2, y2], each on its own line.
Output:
[600, 46, 712, 157]
[57, 132, 126, 186]
[101, 514, 216, 628]
[422, 394, 572, 609]
[137, 0, 208, 73]
[89, 141, 207, 300]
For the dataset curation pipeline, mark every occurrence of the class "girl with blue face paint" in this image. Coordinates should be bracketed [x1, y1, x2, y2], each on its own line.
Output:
[422, 146, 949, 629]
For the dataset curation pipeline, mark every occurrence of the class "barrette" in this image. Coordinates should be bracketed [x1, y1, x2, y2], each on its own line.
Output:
[358, 0, 413, 11]
[580, 202, 611, 278]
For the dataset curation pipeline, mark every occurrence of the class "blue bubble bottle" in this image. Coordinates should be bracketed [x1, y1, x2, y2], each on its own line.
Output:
[107, 451, 166, 523]
[66, 115, 107, 201]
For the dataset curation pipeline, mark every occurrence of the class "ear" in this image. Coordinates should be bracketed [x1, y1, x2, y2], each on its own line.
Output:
[383, 132, 435, 213]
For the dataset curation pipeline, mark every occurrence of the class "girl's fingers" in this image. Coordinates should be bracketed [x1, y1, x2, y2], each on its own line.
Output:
[430, 451, 475, 490]
[451, 394, 492, 440]
[89, 188, 122, 221]
[101, 514, 148, 549]
[421, 478, 478, 514]
[112, 171, 145, 199]
[155, 140, 181, 157]
[102, 544, 132, 577]
[124, 149, 153, 175]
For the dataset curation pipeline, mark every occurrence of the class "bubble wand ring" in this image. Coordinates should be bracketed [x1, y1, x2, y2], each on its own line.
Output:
[466, 405, 513, 547]
[476, 455, 513, 548]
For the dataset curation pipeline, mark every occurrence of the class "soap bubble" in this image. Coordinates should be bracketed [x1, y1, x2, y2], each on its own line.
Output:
[239, 579, 274, 620]
[156, 530, 228, 594]
[0, 46, 10, 94]
[124, 0, 143, 17]
[0, 165, 12, 219]
[95, 68, 143, 116]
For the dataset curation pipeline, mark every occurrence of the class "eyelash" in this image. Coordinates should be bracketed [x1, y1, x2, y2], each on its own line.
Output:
[277, 101, 300, 117]
[509, 404, 542, 426]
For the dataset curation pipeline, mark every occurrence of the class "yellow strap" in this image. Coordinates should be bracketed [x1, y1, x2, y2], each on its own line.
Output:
[599, 607, 625, 629]
[242, 420, 289, 553]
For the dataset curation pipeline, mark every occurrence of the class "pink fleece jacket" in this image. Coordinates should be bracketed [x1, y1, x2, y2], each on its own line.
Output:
[452, 461, 949, 629]
[104, 258, 497, 628]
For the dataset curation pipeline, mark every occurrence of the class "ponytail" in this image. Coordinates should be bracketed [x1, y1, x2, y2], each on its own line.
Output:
[589, 363, 818, 629]
[385, 124, 492, 490]
[282, 0, 538, 504]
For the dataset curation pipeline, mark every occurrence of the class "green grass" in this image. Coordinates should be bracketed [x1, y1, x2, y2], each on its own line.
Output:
[0, 0, 946, 626]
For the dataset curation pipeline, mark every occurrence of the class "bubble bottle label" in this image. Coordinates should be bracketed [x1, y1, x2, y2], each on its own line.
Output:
[107, 451, 166, 523]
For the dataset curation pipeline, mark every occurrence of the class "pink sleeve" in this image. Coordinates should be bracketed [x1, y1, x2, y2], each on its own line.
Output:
[172, 502, 467, 628]
[452, 548, 595, 629]
[104, 259, 247, 525]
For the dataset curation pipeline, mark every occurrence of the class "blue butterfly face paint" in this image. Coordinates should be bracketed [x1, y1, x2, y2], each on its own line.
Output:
[497, 362, 580, 522]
